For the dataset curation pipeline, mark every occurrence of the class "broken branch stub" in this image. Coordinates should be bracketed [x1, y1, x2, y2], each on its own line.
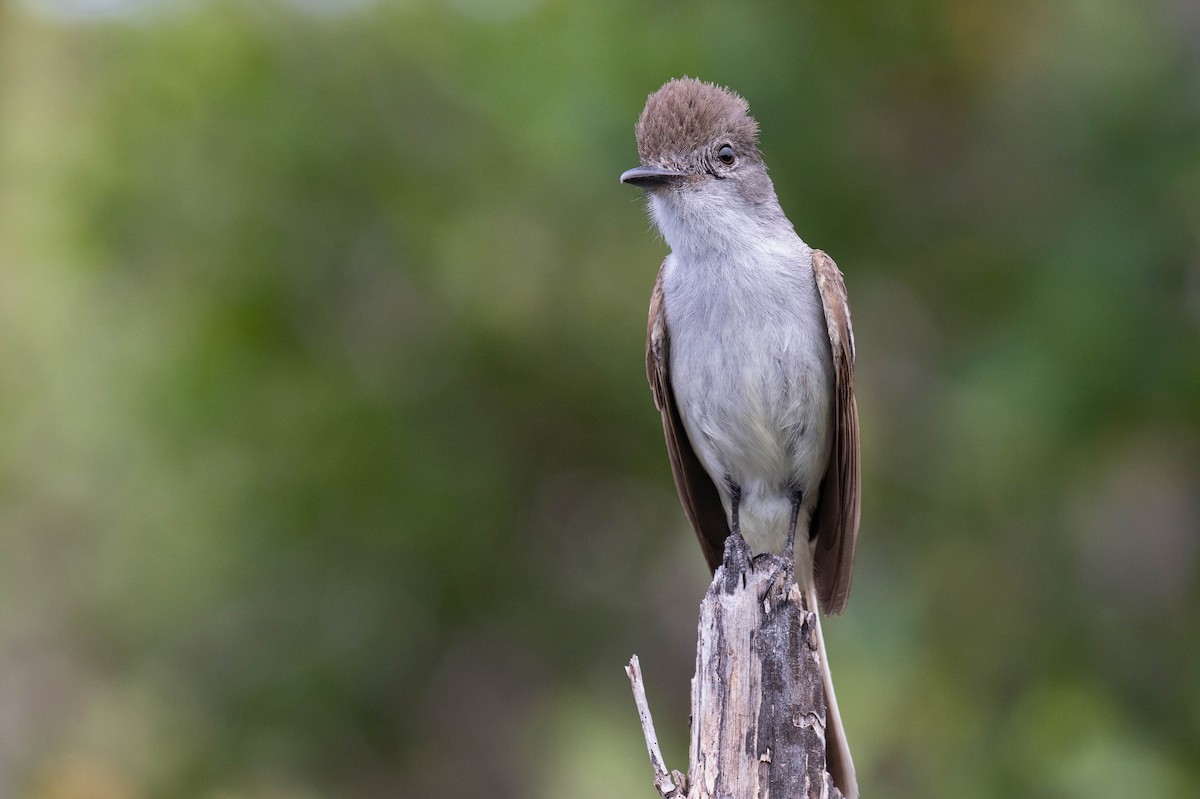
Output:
[628, 533, 843, 799]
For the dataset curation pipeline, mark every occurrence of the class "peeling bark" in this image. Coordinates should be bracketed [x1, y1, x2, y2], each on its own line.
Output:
[627, 533, 843, 799]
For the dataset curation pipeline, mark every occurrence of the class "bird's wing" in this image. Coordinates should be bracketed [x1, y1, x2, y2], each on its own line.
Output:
[809, 249, 861, 615]
[647, 263, 730, 572]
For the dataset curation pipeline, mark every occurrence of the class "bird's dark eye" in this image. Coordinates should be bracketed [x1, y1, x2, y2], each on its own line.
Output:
[717, 145, 736, 165]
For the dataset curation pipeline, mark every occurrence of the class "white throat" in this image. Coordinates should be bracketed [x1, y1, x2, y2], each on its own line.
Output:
[648, 184, 802, 267]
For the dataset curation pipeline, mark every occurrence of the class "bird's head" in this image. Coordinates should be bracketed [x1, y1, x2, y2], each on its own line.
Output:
[621, 78, 778, 247]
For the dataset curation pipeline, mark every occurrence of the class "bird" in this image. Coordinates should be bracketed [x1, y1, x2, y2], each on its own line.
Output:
[621, 77, 861, 799]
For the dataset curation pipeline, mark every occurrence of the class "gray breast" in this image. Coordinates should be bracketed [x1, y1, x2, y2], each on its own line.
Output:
[663, 248, 834, 496]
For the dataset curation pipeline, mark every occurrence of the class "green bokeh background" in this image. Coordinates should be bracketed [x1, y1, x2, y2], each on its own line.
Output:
[2, 1, 1199, 797]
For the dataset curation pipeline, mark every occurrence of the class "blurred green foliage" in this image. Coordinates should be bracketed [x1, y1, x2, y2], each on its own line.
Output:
[1, 1, 1198, 797]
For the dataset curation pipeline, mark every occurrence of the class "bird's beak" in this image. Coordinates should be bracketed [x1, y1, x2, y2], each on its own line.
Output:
[620, 165, 688, 189]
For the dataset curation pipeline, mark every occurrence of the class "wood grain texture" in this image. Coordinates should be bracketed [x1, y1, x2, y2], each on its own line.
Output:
[627, 534, 845, 799]
[690, 535, 844, 799]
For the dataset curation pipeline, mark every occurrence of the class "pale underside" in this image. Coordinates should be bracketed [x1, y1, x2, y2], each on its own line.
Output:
[663, 244, 833, 564]
[644, 185, 860, 615]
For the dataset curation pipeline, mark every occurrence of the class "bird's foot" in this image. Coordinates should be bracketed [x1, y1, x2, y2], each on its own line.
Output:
[783, 488, 802, 564]
[728, 480, 742, 538]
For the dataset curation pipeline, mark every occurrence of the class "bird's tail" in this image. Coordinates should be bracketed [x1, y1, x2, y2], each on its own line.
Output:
[802, 576, 859, 799]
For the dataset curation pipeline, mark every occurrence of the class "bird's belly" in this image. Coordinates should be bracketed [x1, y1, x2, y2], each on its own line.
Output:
[669, 315, 834, 553]
[673, 329, 829, 479]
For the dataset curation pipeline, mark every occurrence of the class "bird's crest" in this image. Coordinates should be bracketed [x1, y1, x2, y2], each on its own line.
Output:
[635, 77, 760, 166]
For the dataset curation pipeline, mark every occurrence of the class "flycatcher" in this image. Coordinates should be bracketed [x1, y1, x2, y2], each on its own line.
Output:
[621, 77, 861, 799]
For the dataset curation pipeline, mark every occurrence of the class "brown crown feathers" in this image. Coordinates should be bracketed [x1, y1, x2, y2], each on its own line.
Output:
[635, 77, 761, 167]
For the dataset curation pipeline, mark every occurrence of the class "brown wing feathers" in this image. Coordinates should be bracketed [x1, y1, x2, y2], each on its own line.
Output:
[809, 250, 862, 615]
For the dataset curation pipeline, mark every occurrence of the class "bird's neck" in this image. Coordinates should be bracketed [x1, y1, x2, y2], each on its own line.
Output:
[650, 189, 808, 279]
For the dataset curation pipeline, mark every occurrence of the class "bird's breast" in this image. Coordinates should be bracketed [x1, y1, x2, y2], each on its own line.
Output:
[663, 249, 834, 491]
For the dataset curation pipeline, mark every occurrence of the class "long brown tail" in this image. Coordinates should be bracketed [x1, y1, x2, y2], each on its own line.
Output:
[802, 577, 859, 799]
